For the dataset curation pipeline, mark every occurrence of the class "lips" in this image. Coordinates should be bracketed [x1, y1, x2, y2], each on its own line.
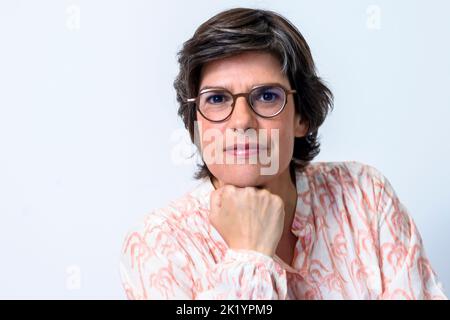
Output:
[223, 142, 267, 158]
[224, 142, 260, 152]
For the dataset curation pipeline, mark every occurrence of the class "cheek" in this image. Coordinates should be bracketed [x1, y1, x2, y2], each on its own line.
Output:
[270, 109, 296, 150]
[271, 125, 295, 160]
[195, 115, 225, 150]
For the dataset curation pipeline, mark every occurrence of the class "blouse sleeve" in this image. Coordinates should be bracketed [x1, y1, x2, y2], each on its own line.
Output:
[375, 170, 447, 300]
[119, 220, 288, 300]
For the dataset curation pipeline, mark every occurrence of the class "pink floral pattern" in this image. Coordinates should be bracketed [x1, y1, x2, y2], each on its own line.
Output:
[119, 161, 447, 300]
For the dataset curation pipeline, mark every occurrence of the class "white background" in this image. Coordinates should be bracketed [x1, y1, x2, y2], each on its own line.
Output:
[0, 0, 448, 299]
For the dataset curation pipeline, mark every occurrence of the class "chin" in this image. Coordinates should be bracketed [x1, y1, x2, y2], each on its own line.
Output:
[209, 164, 277, 188]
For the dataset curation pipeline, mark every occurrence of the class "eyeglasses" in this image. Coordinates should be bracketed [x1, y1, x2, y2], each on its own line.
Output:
[186, 83, 297, 122]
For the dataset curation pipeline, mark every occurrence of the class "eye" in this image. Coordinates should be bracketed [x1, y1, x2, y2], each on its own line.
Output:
[207, 94, 226, 104]
[253, 87, 282, 103]
[261, 91, 278, 102]
[202, 91, 231, 105]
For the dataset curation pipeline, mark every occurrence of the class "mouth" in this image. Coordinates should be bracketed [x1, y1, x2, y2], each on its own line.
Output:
[223, 142, 267, 158]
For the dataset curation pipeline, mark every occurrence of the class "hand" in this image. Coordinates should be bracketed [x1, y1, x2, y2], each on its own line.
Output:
[209, 185, 285, 257]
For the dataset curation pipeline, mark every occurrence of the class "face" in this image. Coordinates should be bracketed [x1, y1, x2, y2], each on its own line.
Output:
[195, 51, 308, 187]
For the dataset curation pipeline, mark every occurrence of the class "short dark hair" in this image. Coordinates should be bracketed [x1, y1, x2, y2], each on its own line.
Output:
[174, 7, 333, 179]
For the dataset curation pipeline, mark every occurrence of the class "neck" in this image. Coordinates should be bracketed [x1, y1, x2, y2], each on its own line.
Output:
[262, 164, 298, 234]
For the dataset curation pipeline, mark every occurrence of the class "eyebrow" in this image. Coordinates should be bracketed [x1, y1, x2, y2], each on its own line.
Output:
[198, 85, 233, 92]
[199, 82, 283, 93]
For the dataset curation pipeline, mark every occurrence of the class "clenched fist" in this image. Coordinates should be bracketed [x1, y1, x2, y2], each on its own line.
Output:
[209, 185, 285, 257]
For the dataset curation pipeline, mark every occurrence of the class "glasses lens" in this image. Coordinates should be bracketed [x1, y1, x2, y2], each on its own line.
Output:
[198, 90, 233, 121]
[250, 86, 286, 117]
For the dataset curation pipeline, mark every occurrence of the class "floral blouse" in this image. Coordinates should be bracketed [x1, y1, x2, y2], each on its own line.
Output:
[119, 161, 447, 299]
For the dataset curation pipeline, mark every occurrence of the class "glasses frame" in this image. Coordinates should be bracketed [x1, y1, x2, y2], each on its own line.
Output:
[186, 82, 297, 123]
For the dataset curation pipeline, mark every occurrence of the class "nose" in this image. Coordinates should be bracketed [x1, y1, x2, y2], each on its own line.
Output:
[228, 95, 258, 131]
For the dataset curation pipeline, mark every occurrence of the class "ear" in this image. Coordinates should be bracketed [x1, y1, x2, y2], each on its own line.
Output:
[294, 113, 309, 138]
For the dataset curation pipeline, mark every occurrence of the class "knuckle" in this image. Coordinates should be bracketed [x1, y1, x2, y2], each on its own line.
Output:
[271, 194, 283, 206]
[224, 185, 235, 193]
[247, 187, 257, 194]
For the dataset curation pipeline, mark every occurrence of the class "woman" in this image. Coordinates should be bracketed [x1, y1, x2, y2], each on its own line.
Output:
[119, 8, 446, 299]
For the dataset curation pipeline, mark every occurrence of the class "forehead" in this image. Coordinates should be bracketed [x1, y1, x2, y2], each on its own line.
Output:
[199, 51, 289, 91]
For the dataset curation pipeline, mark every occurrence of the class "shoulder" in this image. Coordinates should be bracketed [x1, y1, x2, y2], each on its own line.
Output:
[298, 161, 393, 212]
[119, 181, 214, 300]
[302, 160, 386, 182]
[301, 160, 388, 189]
[121, 178, 213, 254]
